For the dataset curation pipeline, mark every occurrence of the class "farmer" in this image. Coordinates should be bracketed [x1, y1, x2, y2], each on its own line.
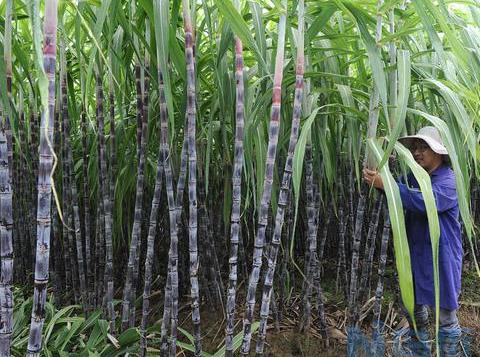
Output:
[363, 126, 463, 356]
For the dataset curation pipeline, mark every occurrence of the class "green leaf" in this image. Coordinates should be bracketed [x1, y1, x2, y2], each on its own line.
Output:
[394, 141, 440, 342]
[292, 108, 320, 210]
[44, 305, 78, 345]
[424, 79, 477, 165]
[212, 321, 260, 357]
[367, 138, 415, 326]
[379, 49, 411, 169]
[153, 0, 175, 124]
[345, 2, 389, 124]
[306, 5, 336, 44]
[213, 0, 269, 74]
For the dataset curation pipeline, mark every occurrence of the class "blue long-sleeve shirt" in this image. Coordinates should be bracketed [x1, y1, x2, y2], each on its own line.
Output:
[398, 164, 462, 310]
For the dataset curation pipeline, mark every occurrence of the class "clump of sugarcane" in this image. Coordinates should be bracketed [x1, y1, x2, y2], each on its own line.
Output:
[28, 94, 39, 272]
[255, 6, 308, 342]
[95, 197, 106, 304]
[240, 0, 288, 353]
[14, 88, 27, 282]
[300, 144, 318, 333]
[159, 123, 187, 355]
[139, 153, 163, 356]
[348, 0, 384, 326]
[159, 67, 181, 355]
[121, 16, 149, 330]
[27, 0, 59, 354]
[139, 18, 164, 350]
[51, 106, 63, 305]
[358, 195, 383, 303]
[60, 104, 73, 302]
[0, 0, 14, 353]
[151, 2, 182, 351]
[335, 197, 349, 299]
[224, 0, 246, 351]
[63, 138, 80, 305]
[182, 0, 202, 353]
[198, 170, 223, 306]
[132, 19, 151, 329]
[80, 103, 93, 303]
[371, 200, 390, 355]
[59, 31, 87, 314]
[0, 121, 13, 357]
[317, 205, 331, 274]
[94, 63, 115, 331]
[4, 0, 13, 181]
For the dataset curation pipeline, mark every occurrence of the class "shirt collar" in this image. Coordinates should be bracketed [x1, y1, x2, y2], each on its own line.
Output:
[430, 164, 447, 177]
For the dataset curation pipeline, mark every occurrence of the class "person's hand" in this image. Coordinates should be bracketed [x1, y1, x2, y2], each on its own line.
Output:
[363, 168, 384, 191]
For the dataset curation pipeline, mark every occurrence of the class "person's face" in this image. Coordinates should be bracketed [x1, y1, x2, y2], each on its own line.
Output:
[409, 139, 443, 172]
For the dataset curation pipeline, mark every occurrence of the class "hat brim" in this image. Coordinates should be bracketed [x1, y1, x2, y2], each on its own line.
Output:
[398, 135, 448, 155]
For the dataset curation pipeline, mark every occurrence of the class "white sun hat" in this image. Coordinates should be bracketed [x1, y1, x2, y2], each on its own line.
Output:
[398, 126, 448, 155]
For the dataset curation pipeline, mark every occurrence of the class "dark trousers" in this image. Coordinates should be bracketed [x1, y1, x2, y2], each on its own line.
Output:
[411, 304, 459, 329]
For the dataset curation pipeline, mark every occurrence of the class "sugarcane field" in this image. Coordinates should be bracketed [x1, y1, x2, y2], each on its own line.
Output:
[2, 0, 480, 355]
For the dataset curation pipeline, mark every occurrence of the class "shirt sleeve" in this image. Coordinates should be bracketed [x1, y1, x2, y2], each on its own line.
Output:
[397, 182, 457, 214]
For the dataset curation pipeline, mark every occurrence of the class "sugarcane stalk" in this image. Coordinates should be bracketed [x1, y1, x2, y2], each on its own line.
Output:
[224, 4, 246, 349]
[240, 1, 288, 353]
[15, 89, 27, 281]
[27, 0, 59, 354]
[155, 64, 181, 357]
[0, 1, 14, 353]
[131, 20, 151, 328]
[300, 144, 316, 333]
[80, 107, 93, 305]
[61, 100, 80, 305]
[94, 65, 116, 331]
[4, 0, 13, 181]
[348, 0, 384, 326]
[139, 145, 164, 357]
[182, 0, 202, 354]
[358, 195, 383, 304]
[255, 10, 305, 345]
[60, 37, 87, 313]
[371, 199, 390, 356]
[335, 202, 349, 299]
[198, 175, 222, 306]
[0, 129, 13, 356]
[317, 208, 331, 274]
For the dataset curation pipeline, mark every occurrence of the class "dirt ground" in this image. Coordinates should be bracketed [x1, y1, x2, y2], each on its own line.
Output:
[177, 300, 479, 356]
[169, 266, 480, 356]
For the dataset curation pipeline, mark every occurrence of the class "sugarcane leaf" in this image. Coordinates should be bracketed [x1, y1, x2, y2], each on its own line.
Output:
[394, 141, 440, 341]
[209, 321, 260, 357]
[100, 328, 140, 356]
[213, 0, 269, 74]
[27, 0, 48, 111]
[306, 5, 336, 44]
[177, 326, 195, 345]
[86, 319, 109, 349]
[367, 138, 415, 325]
[249, 2, 267, 75]
[411, 0, 456, 82]
[84, 0, 112, 93]
[337, 84, 361, 184]
[153, 0, 175, 125]
[414, 0, 471, 69]
[423, 79, 477, 165]
[378, 49, 411, 169]
[175, 340, 212, 357]
[44, 305, 78, 345]
[292, 108, 320, 207]
[344, 2, 389, 124]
